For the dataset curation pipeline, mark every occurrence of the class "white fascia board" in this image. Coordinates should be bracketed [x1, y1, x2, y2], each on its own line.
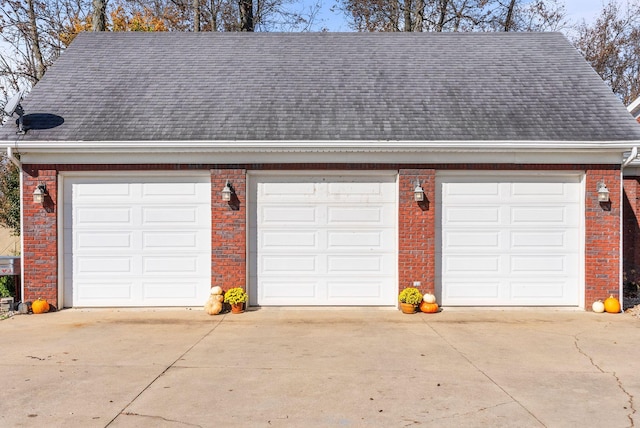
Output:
[9, 139, 640, 150]
[10, 139, 636, 165]
[628, 97, 640, 117]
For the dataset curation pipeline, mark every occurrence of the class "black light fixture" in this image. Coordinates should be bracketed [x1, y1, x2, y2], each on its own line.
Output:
[33, 183, 47, 204]
[221, 180, 233, 202]
[414, 180, 425, 202]
[597, 181, 610, 203]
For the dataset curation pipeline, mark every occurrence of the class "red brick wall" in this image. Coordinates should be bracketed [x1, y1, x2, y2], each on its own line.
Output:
[585, 169, 621, 306]
[22, 169, 58, 307]
[398, 169, 435, 296]
[18, 163, 621, 311]
[210, 169, 247, 292]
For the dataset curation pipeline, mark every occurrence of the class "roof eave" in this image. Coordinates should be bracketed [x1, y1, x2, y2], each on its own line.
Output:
[9, 139, 637, 166]
[9, 139, 640, 151]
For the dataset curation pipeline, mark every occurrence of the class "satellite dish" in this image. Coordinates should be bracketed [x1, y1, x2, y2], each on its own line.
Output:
[3, 91, 23, 116]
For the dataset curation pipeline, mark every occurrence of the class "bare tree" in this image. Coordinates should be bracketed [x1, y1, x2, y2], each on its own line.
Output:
[339, 0, 565, 32]
[572, 0, 640, 104]
[0, 0, 87, 96]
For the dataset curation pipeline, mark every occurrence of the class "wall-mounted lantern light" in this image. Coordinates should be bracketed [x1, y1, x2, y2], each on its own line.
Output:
[597, 181, 610, 203]
[221, 180, 233, 202]
[33, 183, 47, 204]
[414, 180, 425, 202]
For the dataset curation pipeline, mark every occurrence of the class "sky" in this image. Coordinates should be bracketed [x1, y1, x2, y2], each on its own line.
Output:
[307, 0, 625, 32]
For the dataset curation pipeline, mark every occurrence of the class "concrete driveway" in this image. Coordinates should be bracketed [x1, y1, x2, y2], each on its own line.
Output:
[0, 307, 638, 427]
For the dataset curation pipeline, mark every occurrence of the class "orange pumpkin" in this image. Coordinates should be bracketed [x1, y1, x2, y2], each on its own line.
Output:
[603, 295, 621, 314]
[420, 301, 439, 313]
[32, 298, 50, 314]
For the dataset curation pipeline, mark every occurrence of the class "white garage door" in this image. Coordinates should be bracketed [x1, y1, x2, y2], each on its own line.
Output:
[436, 173, 583, 306]
[249, 173, 397, 306]
[63, 174, 211, 307]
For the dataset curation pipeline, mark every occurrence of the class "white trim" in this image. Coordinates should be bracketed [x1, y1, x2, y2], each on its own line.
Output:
[436, 170, 585, 178]
[9, 139, 640, 150]
[59, 170, 212, 178]
[628, 97, 640, 118]
[620, 170, 624, 310]
[16, 151, 624, 165]
[57, 174, 64, 308]
[247, 170, 398, 177]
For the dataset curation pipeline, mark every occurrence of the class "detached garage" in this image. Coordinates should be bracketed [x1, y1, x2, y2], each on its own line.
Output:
[3, 32, 640, 310]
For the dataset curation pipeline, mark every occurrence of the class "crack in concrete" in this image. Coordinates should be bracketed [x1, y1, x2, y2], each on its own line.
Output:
[422, 400, 517, 424]
[104, 317, 227, 427]
[121, 412, 203, 427]
[422, 319, 547, 427]
[574, 332, 636, 427]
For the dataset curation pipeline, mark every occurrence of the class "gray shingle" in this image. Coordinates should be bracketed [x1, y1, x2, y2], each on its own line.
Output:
[2, 31, 640, 143]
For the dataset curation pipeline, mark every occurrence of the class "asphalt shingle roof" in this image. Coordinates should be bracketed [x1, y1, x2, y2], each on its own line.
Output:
[3, 31, 640, 143]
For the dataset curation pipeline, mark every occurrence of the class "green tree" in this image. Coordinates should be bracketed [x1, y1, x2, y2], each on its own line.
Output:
[0, 155, 20, 237]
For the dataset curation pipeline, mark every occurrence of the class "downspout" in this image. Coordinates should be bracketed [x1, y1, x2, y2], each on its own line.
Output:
[622, 146, 638, 169]
[6, 146, 21, 169]
[6, 146, 23, 307]
[620, 146, 638, 311]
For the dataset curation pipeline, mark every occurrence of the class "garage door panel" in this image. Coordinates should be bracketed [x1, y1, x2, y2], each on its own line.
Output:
[261, 256, 317, 273]
[77, 256, 132, 274]
[445, 281, 500, 298]
[445, 182, 500, 198]
[511, 182, 580, 202]
[510, 206, 575, 225]
[261, 231, 318, 248]
[511, 282, 568, 299]
[142, 231, 198, 249]
[76, 182, 131, 199]
[76, 282, 133, 300]
[327, 281, 384, 298]
[76, 207, 132, 225]
[262, 182, 316, 198]
[328, 230, 384, 248]
[261, 206, 317, 224]
[261, 281, 318, 299]
[444, 231, 501, 249]
[511, 231, 569, 249]
[327, 206, 382, 224]
[444, 207, 501, 224]
[327, 256, 383, 272]
[328, 181, 386, 197]
[445, 256, 500, 272]
[143, 281, 198, 299]
[142, 206, 199, 224]
[142, 182, 199, 198]
[77, 232, 132, 249]
[438, 174, 582, 306]
[510, 255, 567, 273]
[143, 256, 199, 274]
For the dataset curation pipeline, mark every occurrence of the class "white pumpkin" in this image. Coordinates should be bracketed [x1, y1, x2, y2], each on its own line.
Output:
[210, 286, 223, 295]
[423, 293, 437, 304]
[592, 300, 605, 313]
